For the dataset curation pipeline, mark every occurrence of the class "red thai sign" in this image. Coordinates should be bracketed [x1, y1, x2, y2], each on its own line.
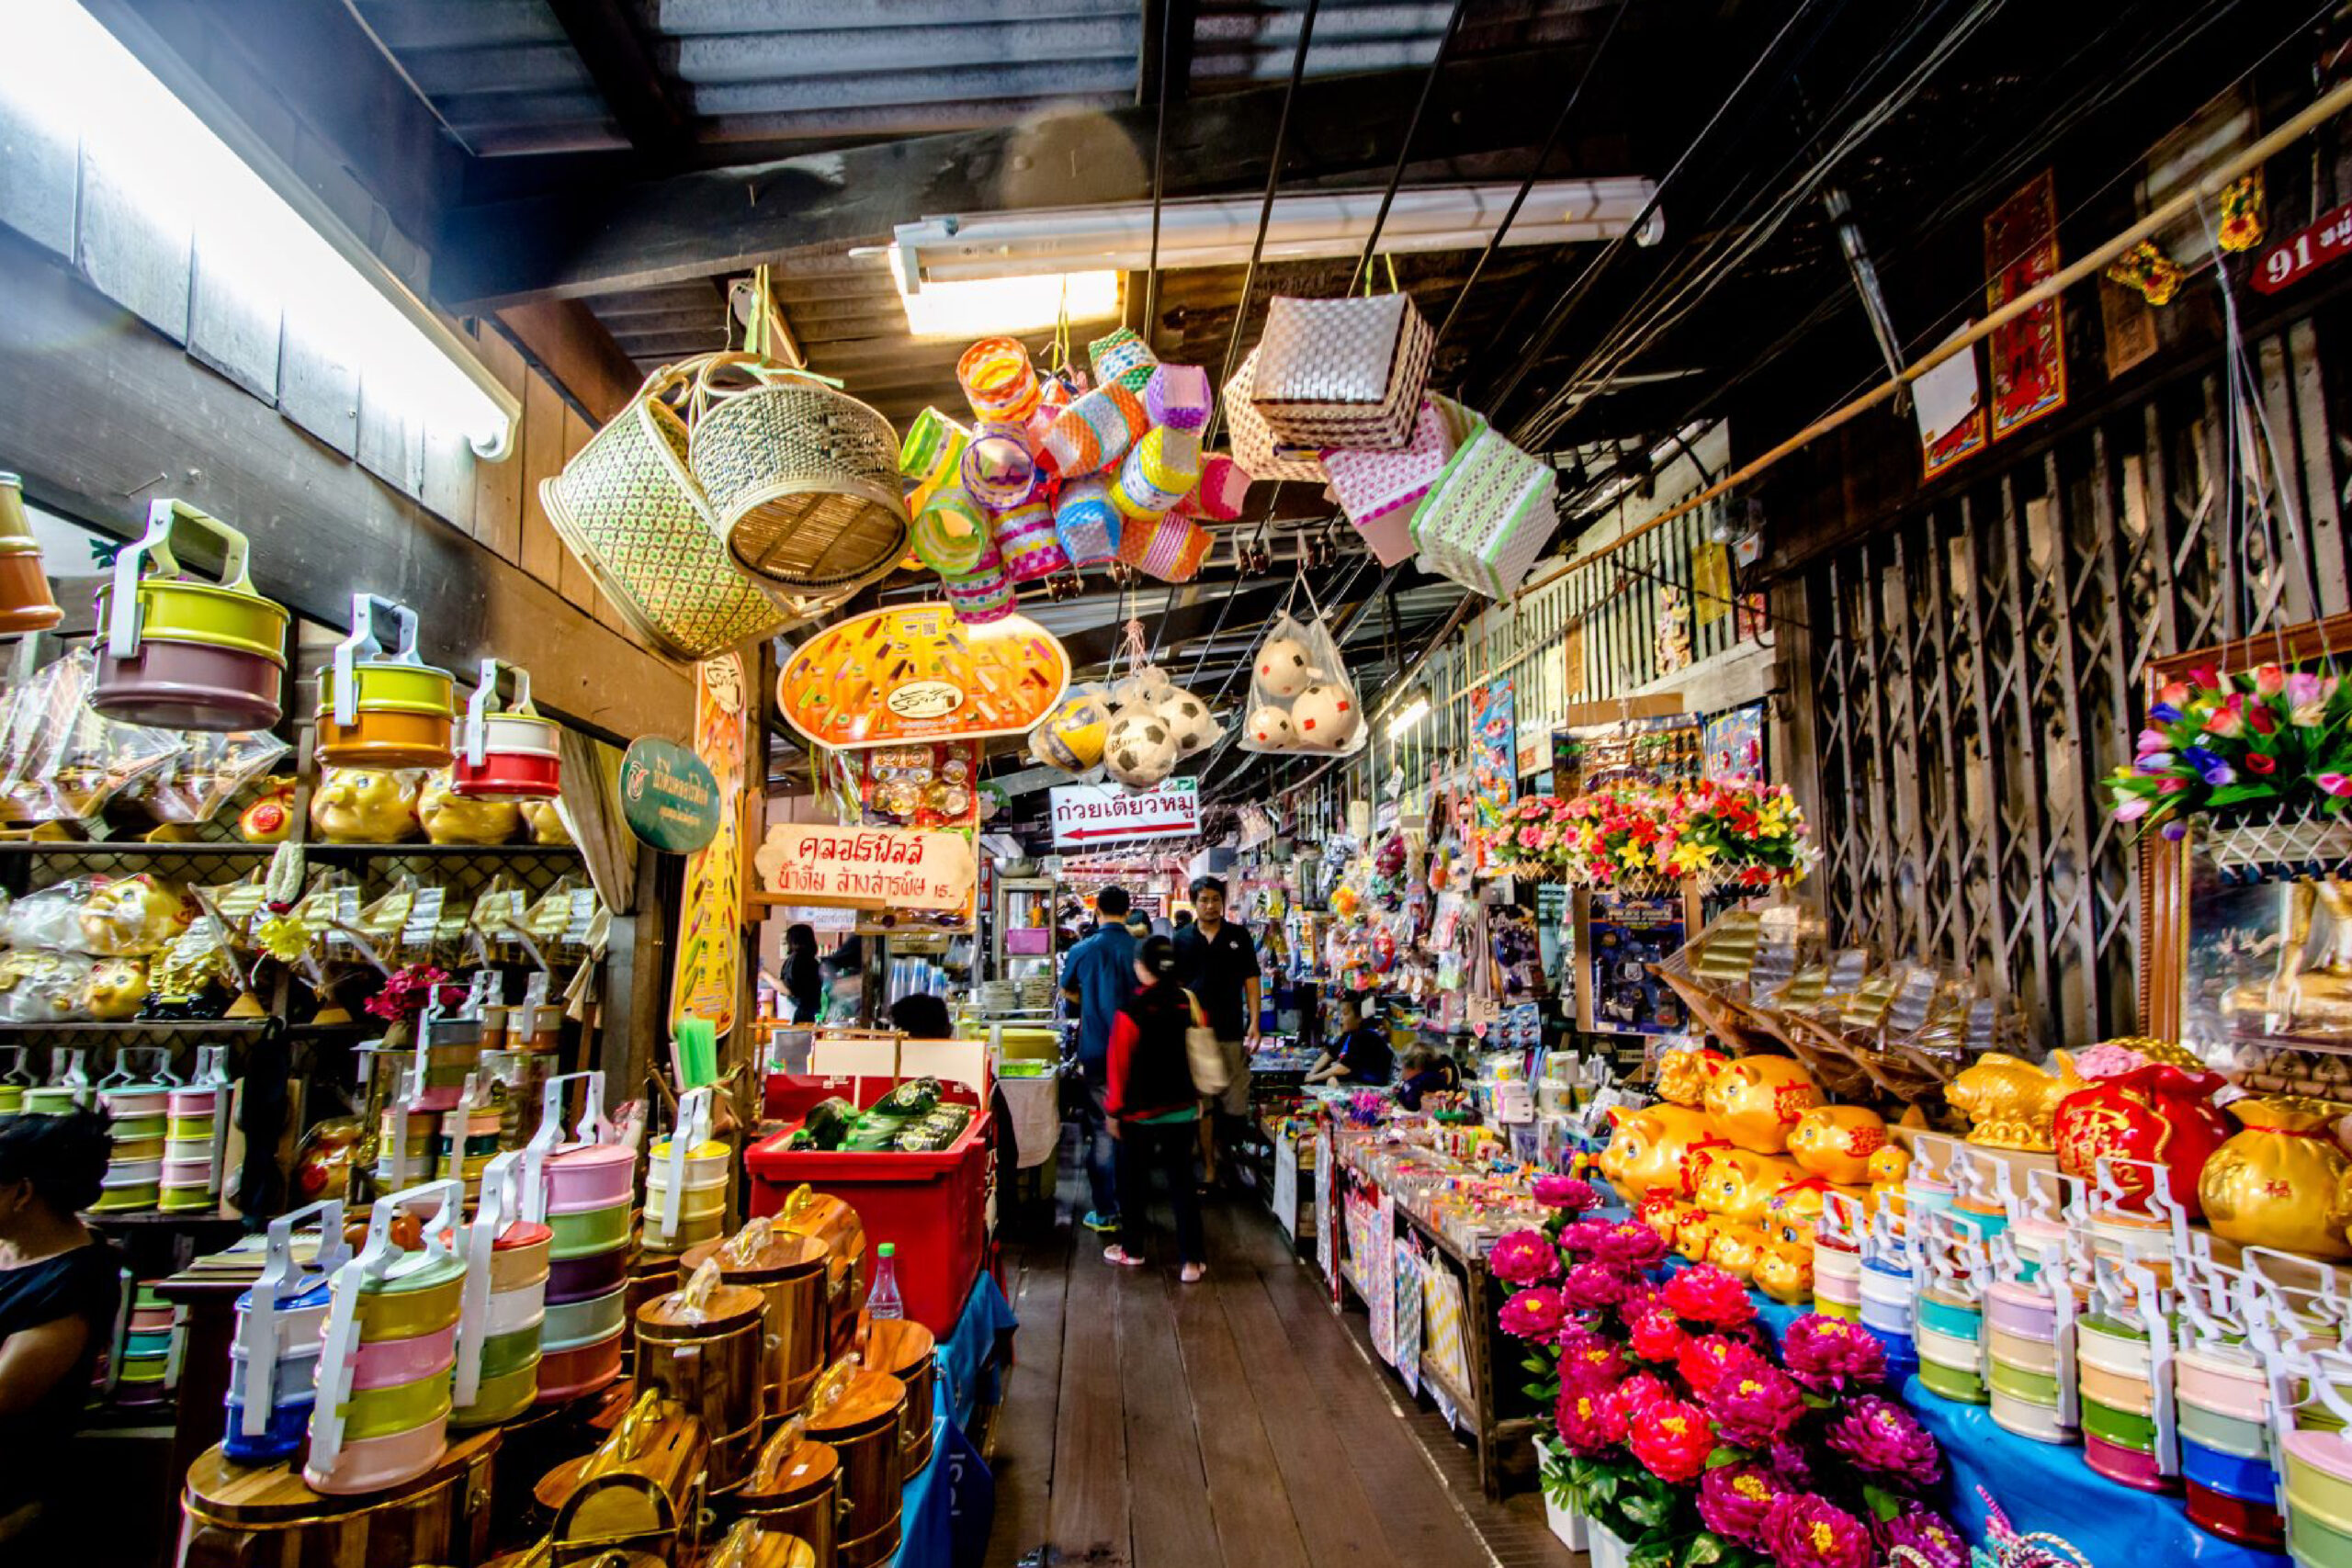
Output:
[2252, 200, 2352, 294]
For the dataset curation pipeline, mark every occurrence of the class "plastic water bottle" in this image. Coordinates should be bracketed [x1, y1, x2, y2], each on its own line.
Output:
[866, 1242, 905, 1321]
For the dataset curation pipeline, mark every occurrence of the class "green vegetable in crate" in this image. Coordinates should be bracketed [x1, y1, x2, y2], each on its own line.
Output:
[873, 1077, 944, 1118]
[800, 1097, 860, 1150]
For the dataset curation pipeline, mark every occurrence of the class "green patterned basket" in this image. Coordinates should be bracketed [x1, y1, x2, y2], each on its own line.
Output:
[540, 355, 794, 664]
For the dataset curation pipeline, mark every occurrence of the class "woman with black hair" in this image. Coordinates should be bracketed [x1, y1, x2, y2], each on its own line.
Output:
[1102, 936, 1208, 1280]
[783, 923, 822, 1024]
[0, 1110, 119, 1548]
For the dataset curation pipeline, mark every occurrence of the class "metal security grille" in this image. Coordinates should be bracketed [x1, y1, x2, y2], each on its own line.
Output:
[1797, 309, 2351, 1050]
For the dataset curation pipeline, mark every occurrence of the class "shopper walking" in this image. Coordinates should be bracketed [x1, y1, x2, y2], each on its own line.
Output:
[1102, 937, 1207, 1280]
[1172, 874, 1260, 1188]
[782, 923, 822, 1025]
[1060, 886, 1137, 1234]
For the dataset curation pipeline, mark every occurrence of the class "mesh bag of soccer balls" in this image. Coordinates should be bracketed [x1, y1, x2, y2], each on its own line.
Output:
[1027, 664, 1221, 791]
[1237, 611, 1364, 757]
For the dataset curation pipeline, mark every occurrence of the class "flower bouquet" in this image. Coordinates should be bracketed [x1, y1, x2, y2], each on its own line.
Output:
[1477, 784, 1812, 893]
[1496, 1180, 1963, 1568]
[2108, 660, 2352, 837]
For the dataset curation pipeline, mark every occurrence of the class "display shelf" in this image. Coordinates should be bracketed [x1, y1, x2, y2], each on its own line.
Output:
[0, 839, 580, 856]
[0, 1017, 275, 1033]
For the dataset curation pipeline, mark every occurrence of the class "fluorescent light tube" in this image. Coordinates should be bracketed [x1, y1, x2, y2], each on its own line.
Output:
[876, 181, 1662, 287]
[892, 270, 1122, 340]
[1385, 695, 1432, 739]
[1, 4, 518, 459]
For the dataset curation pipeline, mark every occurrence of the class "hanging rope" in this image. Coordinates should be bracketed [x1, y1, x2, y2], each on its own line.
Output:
[1142, 0, 1178, 337]
[1349, 0, 1475, 295]
[1204, 0, 1326, 452]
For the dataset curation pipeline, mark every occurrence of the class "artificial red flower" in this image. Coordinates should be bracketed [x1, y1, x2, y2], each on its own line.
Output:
[1664, 1265, 1758, 1327]
[1555, 1383, 1630, 1456]
[2245, 752, 2278, 775]
[1628, 1310, 1687, 1363]
[1627, 1398, 1715, 1483]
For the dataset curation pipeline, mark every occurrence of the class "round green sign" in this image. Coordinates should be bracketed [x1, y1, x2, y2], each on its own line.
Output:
[620, 737, 722, 852]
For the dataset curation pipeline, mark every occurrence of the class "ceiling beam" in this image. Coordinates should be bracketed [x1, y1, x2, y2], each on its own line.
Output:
[548, 0, 691, 156]
[430, 42, 1642, 308]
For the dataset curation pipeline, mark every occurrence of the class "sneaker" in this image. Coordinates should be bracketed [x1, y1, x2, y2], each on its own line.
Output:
[1103, 1246, 1147, 1268]
[1180, 1263, 1206, 1284]
[1081, 1210, 1120, 1233]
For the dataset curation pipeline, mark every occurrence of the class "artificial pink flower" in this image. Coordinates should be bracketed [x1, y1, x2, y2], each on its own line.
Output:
[1824, 1393, 1943, 1485]
[1628, 1398, 1716, 1483]
[1605, 1371, 1675, 1421]
[2158, 777, 2189, 793]
[1678, 1335, 1767, 1396]
[1555, 1328, 1628, 1391]
[2112, 796, 2151, 822]
[1556, 1218, 1611, 1258]
[2159, 679, 2193, 706]
[2202, 704, 2245, 739]
[1664, 1265, 1758, 1327]
[1593, 1221, 1670, 1269]
[1555, 1383, 1630, 1456]
[2189, 662, 2222, 690]
[1489, 1228, 1561, 1285]
[1498, 1286, 1569, 1341]
[2134, 728, 2168, 753]
[1875, 1505, 1969, 1568]
[1628, 1310, 1687, 1363]
[2256, 663, 2287, 695]
[1761, 1494, 1873, 1568]
[1697, 1461, 1785, 1548]
[1781, 1314, 1887, 1391]
[1703, 1363, 1808, 1448]
[1561, 1260, 1630, 1310]
[2320, 773, 2352, 797]
[1532, 1174, 1600, 1212]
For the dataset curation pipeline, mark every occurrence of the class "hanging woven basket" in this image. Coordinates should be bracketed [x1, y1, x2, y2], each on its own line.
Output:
[686, 358, 910, 594]
[539, 355, 793, 665]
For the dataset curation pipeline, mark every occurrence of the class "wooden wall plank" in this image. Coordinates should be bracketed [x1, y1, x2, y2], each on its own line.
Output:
[354, 385, 414, 497]
[277, 300, 361, 457]
[75, 146, 190, 342]
[187, 237, 281, 403]
[0, 231, 690, 742]
[420, 422, 474, 537]
[469, 323, 527, 560]
[519, 372, 567, 588]
[0, 94, 79, 258]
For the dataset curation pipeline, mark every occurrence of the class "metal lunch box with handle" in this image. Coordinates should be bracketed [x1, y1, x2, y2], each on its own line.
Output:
[2081, 1394, 2159, 1452]
[454, 658, 561, 798]
[545, 1283, 629, 1346]
[548, 1246, 633, 1303]
[1989, 1326, 2059, 1374]
[531, 1070, 638, 1211]
[2187, 1479, 2284, 1551]
[1989, 1388, 2073, 1444]
[226, 1201, 350, 1461]
[315, 593, 456, 769]
[2181, 1398, 2272, 1458]
[0, 475, 60, 636]
[306, 1179, 468, 1495]
[90, 498, 289, 730]
[2085, 1430, 2174, 1492]
[2182, 1433, 2278, 1501]
[535, 1325, 625, 1404]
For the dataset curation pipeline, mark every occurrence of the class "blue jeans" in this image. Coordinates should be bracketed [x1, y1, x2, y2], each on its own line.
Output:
[1081, 1070, 1117, 1218]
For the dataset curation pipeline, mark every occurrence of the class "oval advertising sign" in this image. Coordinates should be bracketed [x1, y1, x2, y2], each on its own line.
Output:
[620, 736, 722, 853]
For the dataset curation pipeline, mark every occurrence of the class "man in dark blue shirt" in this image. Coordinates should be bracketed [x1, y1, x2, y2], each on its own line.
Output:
[1060, 886, 1137, 1232]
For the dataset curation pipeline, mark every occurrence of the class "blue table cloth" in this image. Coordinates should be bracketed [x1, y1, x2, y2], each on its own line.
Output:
[891, 1269, 1019, 1568]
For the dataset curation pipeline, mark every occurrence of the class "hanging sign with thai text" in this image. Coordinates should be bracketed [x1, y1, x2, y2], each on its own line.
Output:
[1048, 777, 1200, 847]
[621, 737, 721, 852]
[753, 824, 978, 911]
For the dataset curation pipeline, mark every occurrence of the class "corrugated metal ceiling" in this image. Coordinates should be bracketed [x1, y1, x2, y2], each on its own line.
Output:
[348, 0, 1619, 155]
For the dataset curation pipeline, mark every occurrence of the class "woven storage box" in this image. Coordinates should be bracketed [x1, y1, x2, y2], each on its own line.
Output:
[540, 356, 790, 663]
[1410, 422, 1557, 597]
[941, 552, 1016, 624]
[991, 502, 1069, 581]
[1250, 294, 1434, 451]
[1116, 512, 1213, 582]
[1088, 329, 1158, 392]
[1055, 479, 1122, 567]
[1112, 427, 1201, 520]
[1178, 454, 1251, 521]
[687, 367, 910, 592]
[1223, 348, 1327, 482]
[956, 337, 1042, 424]
[910, 488, 989, 576]
[1040, 385, 1147, 477]
[1322, 397, 1479, 567]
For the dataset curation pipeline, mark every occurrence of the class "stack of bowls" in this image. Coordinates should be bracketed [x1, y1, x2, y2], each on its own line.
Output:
[225, 1272, 331, 1461]
[537, 1139, 634, 1405]
[2174, 1343, 2284, 1550]
[24, 1083, 82, 1115]
[435, 1101, 502, 1208]
[305, 1221, 467, 1495]
[2283, 1424, 2352, 1567]
[1984, 1279, 2074, 1444]
[160, 1082, 220, 1213]
[644, 1132, 731, 1255]
[115, 1283, 175, 1407]
[375, 1101, 440, 1188]
[2075, 1309, 2173, 1492]
[96, 1080, 170, 1213]
[1858, 1252, 1917, 1359]
[452, 1213, 551, 1428]
[1812, 1227, 1861, 1321]
[1915, 1285, 1986, 1404]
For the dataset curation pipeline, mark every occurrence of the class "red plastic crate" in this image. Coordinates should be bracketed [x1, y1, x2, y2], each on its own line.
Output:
[747, 1074, 992, 1336]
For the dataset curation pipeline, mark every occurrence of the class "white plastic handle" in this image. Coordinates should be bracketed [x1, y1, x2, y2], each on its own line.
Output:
[529, 1069, 612, 1156]
[309, 1178, 459, 1474]
[453, 1152, 517, 1408]
[330, 593, 421, 726]
[461, 660, 537, 767]
[659, 1087, 716, 1243]
[237, 1198, 345, 1435]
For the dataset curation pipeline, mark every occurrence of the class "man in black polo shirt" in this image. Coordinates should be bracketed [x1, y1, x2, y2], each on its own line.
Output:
[1172, 874, 1260, 1187]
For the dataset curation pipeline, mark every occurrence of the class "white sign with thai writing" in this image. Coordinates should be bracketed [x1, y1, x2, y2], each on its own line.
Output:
[1047, 777, 1200, 847]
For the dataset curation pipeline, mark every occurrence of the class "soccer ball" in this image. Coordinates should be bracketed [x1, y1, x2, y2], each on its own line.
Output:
[1255, 637, 1315, 697]
[1158, 690, 1221, 756]
[1104, 711, 1181, 788]
[1245, 705, 1295, 749]
[1032, 687, 1113, 772]
[1289, 682, 1360, 749]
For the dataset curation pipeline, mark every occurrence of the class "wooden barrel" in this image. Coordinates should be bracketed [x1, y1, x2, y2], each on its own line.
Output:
[635, 1281, 766, 1493]
[731, 1439, 841, 1568]
[684, 1231, 831, 1417]
[620, 1253, 681, 1374]
[775, 1192, 866, 1361]
[804, 1371, 905, 1568]
[178, 1431, 499, 1568]
[720, 1526, 819, 1567]
[860, 1315, 938, 1474]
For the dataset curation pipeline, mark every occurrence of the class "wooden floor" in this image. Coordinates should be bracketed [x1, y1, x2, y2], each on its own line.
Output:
[982, 1157, 1580, 1568]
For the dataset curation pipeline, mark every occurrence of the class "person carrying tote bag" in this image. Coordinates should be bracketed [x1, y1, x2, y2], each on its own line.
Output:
[1102, 936, 1209, 1281]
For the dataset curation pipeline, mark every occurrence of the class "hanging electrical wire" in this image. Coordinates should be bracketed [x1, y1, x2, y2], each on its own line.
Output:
[1141, 0, 1177, 334]
[1348, 0, 1476, 293]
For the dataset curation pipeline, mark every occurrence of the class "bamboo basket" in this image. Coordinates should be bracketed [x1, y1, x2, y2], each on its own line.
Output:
[540, 355, 796, 663]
